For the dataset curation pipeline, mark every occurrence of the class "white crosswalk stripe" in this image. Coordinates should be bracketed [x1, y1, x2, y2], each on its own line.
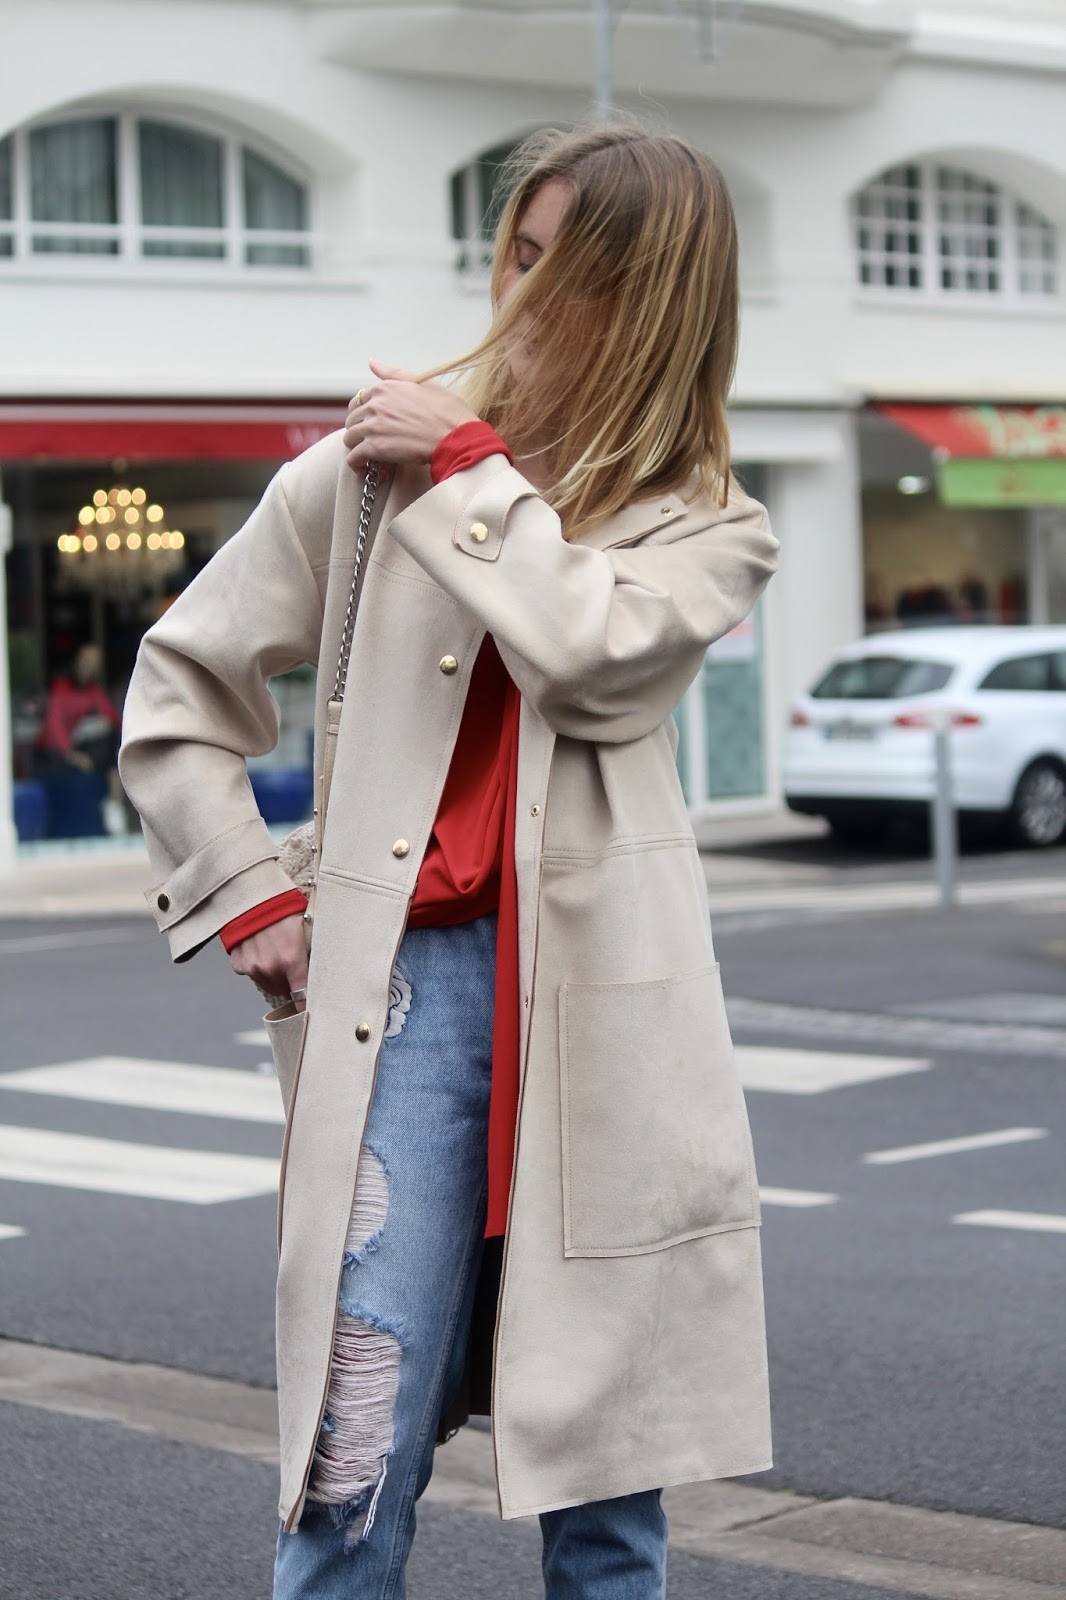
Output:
[0, 1126, 279, 1205]
[954, 1210, 1066, 1235]
[0, 1057, 284, 1124]
[0, 1224, 27, 1242]
[759, 1187, 838, 1208]
[864, 1128, 1047, 1165]
[736, 1044, 929, 1094]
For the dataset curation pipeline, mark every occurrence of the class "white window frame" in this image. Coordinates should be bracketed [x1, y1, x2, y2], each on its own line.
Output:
[852, 159, 1060, 308]
[0, 107, 314, 274]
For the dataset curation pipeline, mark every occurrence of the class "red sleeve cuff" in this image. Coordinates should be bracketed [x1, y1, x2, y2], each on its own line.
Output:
[431, 420, 514, 484]
[219, 888, 308, 953]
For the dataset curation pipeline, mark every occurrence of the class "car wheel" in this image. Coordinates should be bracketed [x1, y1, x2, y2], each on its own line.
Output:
[1009, 760, 1066, 848]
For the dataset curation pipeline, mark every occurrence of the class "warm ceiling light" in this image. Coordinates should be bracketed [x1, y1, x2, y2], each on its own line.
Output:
[171, 530, 184, 548]
[126, 532, 142, 550]
[78, 506, 95, 526]
[897, 475, 931, 496]
[82, 533, 98, 552]
[105, 532, 122, 551]
[92, 490, 108, 508]
[132, 487, 146, 505]
[146, 532, 161, 550]
[124, 508, 139, 525]
[116, 488, 132, 507]
[146, 504, 164, 523]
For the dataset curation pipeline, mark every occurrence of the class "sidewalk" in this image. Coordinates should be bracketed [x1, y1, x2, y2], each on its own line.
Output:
[2, 1337, 1063, 1598]
[0, 839, 152, 920]
[3, 814, 1065, 924]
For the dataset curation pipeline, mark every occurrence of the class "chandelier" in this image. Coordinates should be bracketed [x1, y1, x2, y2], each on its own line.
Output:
[57, 484, 186, 596]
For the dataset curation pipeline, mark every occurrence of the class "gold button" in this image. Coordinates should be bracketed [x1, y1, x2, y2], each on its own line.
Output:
[661, 506, 673, 515]
[439, 655, 458, 675]
[530, 804, 540, 817]
[355, 1022, 371, 1042]
[469, 522, 489, 543]
[392, 839, 410, 858]
[156, 892, 170, 911]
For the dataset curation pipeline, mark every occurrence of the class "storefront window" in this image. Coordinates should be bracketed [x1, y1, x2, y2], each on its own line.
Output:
[863, 486, 1027, 631]
[6, 457, 277, 843]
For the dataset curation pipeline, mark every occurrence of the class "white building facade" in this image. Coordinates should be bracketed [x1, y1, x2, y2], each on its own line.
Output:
[3, 0, 1066, 857]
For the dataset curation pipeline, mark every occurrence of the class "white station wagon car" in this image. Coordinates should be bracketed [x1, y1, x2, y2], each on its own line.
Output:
[783, 626, 1066, 847]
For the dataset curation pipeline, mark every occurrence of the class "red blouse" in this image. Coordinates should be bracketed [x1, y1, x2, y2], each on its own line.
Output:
[222, 419, 520, 1238]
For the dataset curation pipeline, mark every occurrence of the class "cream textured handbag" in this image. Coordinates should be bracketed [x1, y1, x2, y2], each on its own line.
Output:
[278, 463, 381, 929]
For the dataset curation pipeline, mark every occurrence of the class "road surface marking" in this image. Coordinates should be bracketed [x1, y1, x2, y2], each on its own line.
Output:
[0, 928, 142, 956]
[0, 1224, 26, 1242]
[709, 874, 1066, 918]
[736, 1044, 929, 1095]
[897, 992, 1066, 1027]
[0, 1057, 284, 1124]
[864, 1128, 1047, 1165]
[727, 996, 1066, 1059]
[759, 1186, 838, 1208]
[236, 1029, 269, 1046]
[0, 1126, 279, 1204]
[954, 1209, 1066, 1235]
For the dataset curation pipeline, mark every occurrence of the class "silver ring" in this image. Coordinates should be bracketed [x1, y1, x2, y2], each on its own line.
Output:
[291, 986, 307, 999]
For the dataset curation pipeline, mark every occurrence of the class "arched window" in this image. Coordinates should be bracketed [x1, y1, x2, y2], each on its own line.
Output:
[853, 161, 1058, 300]
[0, 111, 310, 268]
[450, 137, 526, 273]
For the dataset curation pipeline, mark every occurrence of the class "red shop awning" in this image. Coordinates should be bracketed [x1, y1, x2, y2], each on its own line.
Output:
[877, 403, 1066, 460]
[0, 401, 346, 462]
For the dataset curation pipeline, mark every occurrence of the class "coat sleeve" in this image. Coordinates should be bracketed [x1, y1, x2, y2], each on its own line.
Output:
[118, 438, 341, 961]
[386, 457, 780, 744]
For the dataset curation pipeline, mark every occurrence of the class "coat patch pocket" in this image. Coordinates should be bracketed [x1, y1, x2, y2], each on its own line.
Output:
[559, 965, 758, 1257]
[265, 1005, 310, 1118]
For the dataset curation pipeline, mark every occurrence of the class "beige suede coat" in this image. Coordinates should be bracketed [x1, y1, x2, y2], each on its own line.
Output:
[119, 432, 779, 1528]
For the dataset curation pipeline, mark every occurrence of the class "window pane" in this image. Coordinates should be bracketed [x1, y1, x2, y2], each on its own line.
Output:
[143, 238, 225, 258]
[979, 654, 1051, 691]
[0, 136, 11, 220]
[935, 167, 1002, 295]
[243, 149, 306, 232]
[32, 234, 118, 255]
[854, 164, 925, 291]
[140, 120, 223, 229]
[811, 657, 955, 699]
[245, 240, 309, 267]
[29, 118, 117, 252]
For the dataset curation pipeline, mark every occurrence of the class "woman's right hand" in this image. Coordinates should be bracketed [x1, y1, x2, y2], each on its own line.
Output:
[228, 914, 309, 1012]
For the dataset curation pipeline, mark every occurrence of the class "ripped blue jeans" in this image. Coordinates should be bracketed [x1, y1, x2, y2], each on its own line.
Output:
[273, 912, 668, 1600]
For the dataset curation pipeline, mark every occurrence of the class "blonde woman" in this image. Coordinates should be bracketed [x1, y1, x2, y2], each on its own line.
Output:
[120, 123, 779, 1600]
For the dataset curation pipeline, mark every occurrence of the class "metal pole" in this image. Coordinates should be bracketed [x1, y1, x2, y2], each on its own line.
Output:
[593, 0, 614, 121]
[931, 723, 957, 908]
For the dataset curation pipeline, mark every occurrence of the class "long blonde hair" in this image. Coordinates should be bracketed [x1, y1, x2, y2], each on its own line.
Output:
[430, 123, 740, 540]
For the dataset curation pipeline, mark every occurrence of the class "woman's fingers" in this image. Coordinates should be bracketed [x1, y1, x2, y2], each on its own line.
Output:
[229, 915, 309, 1008]
[368, 358, 419, 383]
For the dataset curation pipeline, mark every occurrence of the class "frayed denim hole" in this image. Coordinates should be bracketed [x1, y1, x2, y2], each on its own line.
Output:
[306, 1146, 402, 1540]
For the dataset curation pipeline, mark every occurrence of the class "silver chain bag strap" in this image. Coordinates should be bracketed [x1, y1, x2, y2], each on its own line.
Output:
[276, 463, 381, 927]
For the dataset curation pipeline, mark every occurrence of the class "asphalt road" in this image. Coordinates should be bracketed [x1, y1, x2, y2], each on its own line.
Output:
[1, 841, 1064, 1595]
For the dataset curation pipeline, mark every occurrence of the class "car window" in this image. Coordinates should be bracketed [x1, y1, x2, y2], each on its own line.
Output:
[1051, 652, 1066, 691]
[978, 654, 1051, 692]
[811, 657, 955, 700]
